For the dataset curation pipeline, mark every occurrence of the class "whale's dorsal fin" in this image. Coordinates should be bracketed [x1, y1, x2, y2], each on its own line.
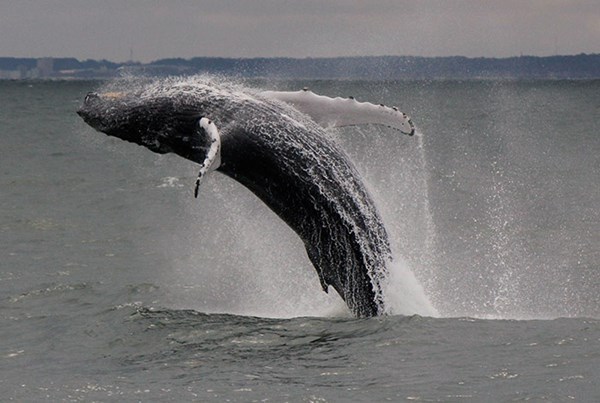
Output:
[261, 89, 415, 135]
[194, 117, 221, 197]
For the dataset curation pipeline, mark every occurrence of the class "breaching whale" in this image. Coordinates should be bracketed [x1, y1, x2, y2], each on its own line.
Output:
[77, 76, 415, 317]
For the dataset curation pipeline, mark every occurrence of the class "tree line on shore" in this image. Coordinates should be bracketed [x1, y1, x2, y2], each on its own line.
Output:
[1, 54, 598, 79]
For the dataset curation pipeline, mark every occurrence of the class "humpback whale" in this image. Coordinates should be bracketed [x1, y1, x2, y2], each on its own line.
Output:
[77, 76, 415, 317]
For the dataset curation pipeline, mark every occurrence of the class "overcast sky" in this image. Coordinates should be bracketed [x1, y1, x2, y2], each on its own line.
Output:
[1, 0, 598, 62]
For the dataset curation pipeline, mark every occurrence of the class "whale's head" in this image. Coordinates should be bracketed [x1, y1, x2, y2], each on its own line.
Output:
[77, 90, 211, 163]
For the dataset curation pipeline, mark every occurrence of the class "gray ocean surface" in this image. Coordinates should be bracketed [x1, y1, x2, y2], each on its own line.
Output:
[1, 79, 599, 401]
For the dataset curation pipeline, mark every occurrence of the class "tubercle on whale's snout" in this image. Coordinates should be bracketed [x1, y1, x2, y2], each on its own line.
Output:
[84, 92, 100, 103]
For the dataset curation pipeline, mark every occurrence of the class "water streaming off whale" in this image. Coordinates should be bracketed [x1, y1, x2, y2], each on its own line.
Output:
[76, 75, 423, 317]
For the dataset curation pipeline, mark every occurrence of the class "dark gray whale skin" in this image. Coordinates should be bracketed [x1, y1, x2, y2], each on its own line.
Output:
[77, 79, 392, 317]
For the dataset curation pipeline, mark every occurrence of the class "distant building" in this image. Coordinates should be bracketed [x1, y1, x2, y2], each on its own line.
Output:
[37, 58, 54, 77]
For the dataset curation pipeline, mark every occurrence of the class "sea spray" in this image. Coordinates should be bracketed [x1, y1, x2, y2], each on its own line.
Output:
[381, 257, 439, 317]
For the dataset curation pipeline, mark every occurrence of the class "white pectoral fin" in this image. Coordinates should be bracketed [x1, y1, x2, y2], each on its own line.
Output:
[194, 117, 221, 198]
[261, 89, 415, 135]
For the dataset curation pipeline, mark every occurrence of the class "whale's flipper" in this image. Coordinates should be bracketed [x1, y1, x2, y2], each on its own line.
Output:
[261, 89, 415, 135]
[194, 117, 221, 197]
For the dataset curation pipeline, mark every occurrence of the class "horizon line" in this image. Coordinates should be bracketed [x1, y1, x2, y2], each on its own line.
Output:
[1, 52, 598, 64]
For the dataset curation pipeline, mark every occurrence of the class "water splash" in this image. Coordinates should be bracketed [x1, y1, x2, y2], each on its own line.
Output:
[338, 125, 439, 317]
[376, 129, 439, 317]
[382, 257, 438, 316]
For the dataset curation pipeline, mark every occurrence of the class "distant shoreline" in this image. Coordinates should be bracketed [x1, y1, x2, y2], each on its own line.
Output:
[1, 54, 599, 80]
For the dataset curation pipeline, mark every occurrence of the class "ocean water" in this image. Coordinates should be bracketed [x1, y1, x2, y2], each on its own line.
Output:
[0, 79, 599, 401]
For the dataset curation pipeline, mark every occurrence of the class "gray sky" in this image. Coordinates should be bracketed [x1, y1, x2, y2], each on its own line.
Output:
[1, 0, 598, 62]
